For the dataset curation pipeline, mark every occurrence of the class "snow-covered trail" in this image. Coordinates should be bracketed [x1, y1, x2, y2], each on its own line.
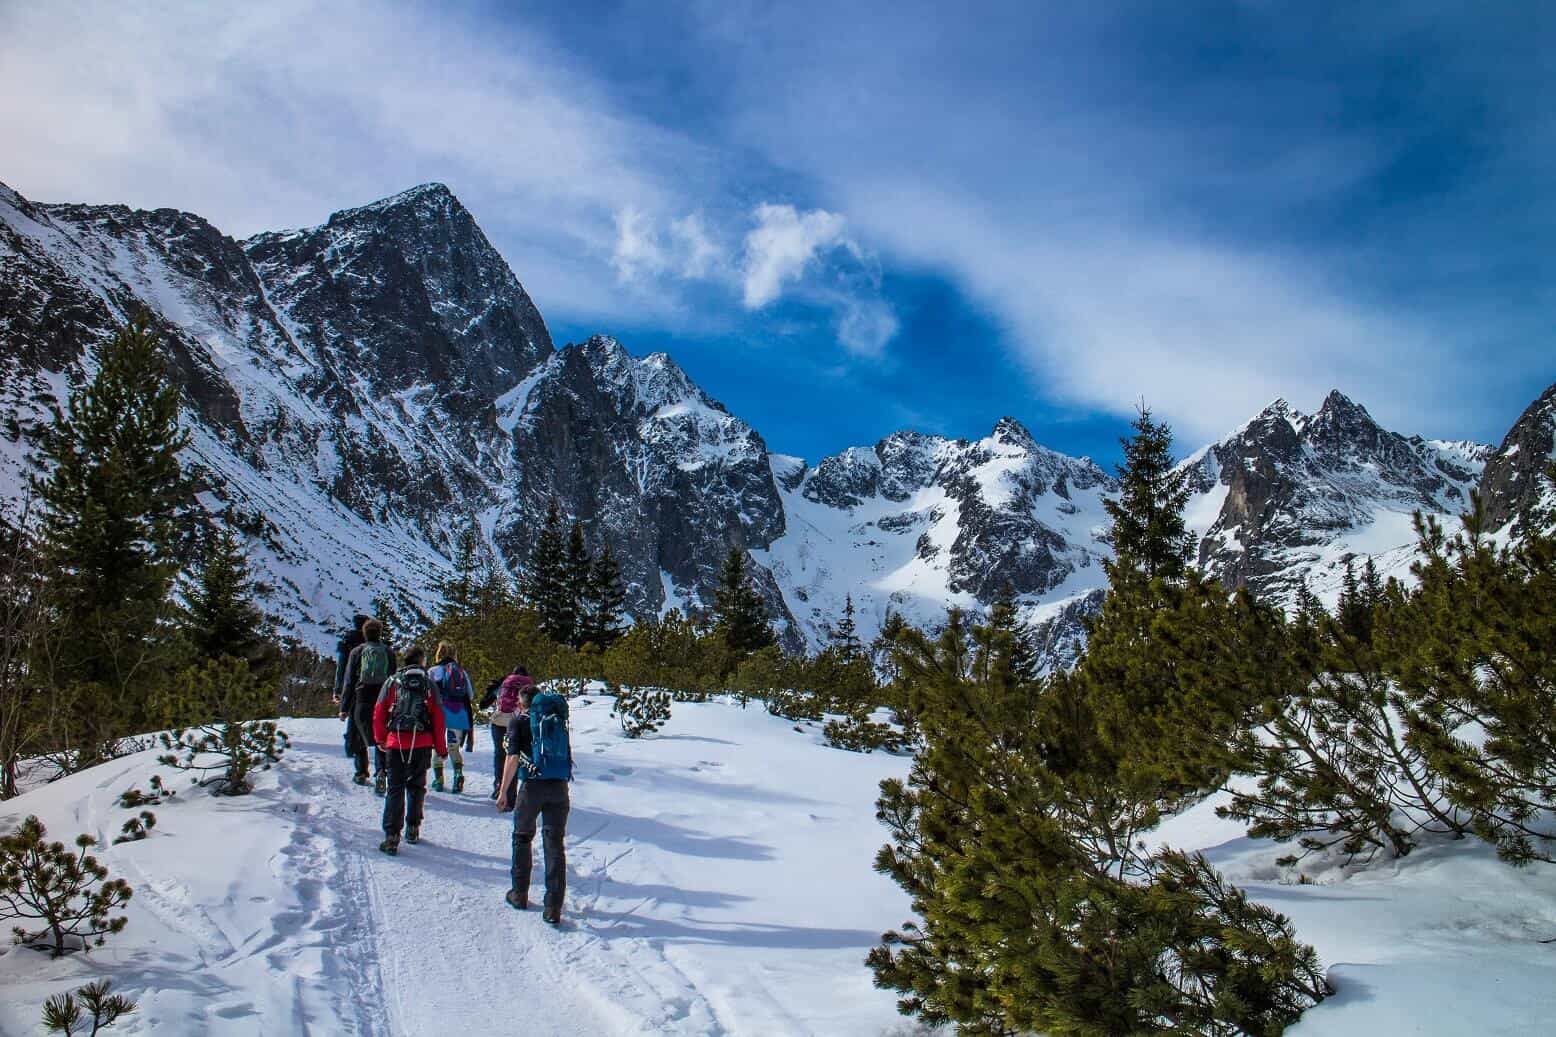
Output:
[5, 695, 1556, 1035]
[0, 698, 911, 1036]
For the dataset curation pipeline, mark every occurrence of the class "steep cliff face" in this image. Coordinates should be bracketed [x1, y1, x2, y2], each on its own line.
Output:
[3, 177, 1546, 664]
[1181, 391, 1488, 607]
[1479, 383, 1556, 534]
[0, 180, 552, 641]
[491, 335, 800, 649]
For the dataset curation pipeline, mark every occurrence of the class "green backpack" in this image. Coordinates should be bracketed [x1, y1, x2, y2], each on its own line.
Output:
[357, 642, 390, 687]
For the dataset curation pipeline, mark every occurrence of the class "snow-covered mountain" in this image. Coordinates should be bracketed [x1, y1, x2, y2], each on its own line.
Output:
[1, 179, 1550, 659]
[760, 420, 1113, 652]
[1180, 391, 1490, 609]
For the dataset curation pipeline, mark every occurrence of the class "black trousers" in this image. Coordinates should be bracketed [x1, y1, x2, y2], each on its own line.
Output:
[490, 723, 518, 800]
[381, 746, 432, 837]
[352, 703, 386, 779]
[512, 779, 570, 912]
[491, 722, 506, 785]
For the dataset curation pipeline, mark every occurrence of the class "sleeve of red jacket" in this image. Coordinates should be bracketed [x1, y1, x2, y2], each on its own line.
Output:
[373, 678, 394, 746]
[431, 687, 448, 755]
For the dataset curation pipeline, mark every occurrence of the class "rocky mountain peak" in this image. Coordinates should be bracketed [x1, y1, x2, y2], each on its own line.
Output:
[241, 182, 551, 401]
[1480, 381, 1556, 532]
[991, 416, 1037, 449]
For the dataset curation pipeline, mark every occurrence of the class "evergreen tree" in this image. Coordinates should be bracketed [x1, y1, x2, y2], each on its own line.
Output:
[832, 594, 863, 662]
[442, 521, 481, 618]
[713, 548, 774, 654]
[582, 542, 627, 649]
[31, 316, 190, 757]
[1379, 502, 1556, 864]
[563, 520, 592, 649]
[182, 524, 271, 672]
[985, 582, 1037, 686]
[473, 554, 515, 615]
[1101, 405, 1193, 585]
[525, 499, 572, 645]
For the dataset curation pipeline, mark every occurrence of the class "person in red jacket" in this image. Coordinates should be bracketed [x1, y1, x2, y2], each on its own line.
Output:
[372, 646, 447, 855]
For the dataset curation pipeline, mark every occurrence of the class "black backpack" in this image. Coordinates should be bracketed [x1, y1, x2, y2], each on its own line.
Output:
[385, 669, 433, 732]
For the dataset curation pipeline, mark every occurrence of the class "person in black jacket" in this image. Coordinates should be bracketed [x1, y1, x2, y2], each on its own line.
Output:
[497, 683, 570, 925]
[340, 619, 396, 792]
[334, 614, 369, 762]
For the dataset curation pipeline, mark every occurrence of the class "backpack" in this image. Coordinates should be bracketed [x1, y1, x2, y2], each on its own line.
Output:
[433, 662, 471, 704]
[497, 674, 531, 717]
[358, 642, 391, 687]
[525, 691, 573, 781]
[385, 669, 433, 733]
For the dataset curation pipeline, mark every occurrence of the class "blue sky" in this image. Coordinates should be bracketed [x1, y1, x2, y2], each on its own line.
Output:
[1, 1, 1550, 466]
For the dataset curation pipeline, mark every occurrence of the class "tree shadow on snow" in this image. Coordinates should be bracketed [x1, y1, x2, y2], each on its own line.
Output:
[590, 914, 879, 951]
[567, 806, 776, 861]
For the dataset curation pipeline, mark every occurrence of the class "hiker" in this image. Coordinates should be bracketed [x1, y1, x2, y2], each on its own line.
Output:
[340, 619, 395, 792]
[479, 667, 533, 802]
[497, 682, 573, 924]
[427, 642, 475, 793]
[373, 645, 447, 855]
[334, 614, 369, 760]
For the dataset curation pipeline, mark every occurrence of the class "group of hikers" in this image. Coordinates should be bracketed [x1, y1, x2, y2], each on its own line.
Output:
[334, 614, 573, 925]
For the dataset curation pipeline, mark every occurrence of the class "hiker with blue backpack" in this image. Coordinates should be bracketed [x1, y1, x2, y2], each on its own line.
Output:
[373, 645, 448, 856]
[428, 642, 475, 793]
[496, 681, 573, 924]
[340, 618, 396, 792]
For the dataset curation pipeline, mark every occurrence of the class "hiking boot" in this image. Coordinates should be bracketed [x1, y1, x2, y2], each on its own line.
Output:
[378, 837, 399, 856]
[542, 906, 561, 925]
[452, 769, 465, 794]
[504, 888, 527, 911]
[373, 773, 387, 795]
[352, 773, 369, 787]
[405, 826, 420, 844]
[431, 773, 445, 793]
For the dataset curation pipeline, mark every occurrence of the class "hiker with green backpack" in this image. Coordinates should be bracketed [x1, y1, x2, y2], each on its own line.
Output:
[372, 645, 448, 855]
[340, 618, 396, 792]
[496, 681, 574, 924]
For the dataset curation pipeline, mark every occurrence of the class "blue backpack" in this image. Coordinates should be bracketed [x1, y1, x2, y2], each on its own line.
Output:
[526, 692, 573, 781]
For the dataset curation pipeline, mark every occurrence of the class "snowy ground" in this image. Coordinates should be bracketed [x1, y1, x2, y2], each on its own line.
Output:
[0, 697, 1553, 1035]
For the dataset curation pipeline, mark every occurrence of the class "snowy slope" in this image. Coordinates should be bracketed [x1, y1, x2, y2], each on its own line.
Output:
[758, 420, 1114, 652]
[1, 699, 1552, 1034]
[0, 701, 909, 1036]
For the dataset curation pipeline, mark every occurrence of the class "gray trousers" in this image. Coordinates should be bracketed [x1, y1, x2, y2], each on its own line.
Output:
[512, 779, 570, 912]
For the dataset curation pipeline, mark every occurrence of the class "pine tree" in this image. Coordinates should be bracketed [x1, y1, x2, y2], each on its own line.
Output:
[832, 594, 863, 662]
[442, 521, 481, 619]
[1378, 503, 1556, 864]
[582, 542, 627, 649]
[473, 554, 515, 615]
[1101, 405, 1193, 585]
[525, 499, 572, 645]
[563, 520, 592, 649]
[31, 316, 190, 759]
[868, 610, 1330, 1033]
[713, 548, 774, 654]
[985, 582, 1037, 686]
[0, 816, 132, 958]
[183, 524, 272, 673]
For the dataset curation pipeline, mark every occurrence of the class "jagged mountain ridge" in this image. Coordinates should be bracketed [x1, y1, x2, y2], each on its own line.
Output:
[2, 178, 1549, 658]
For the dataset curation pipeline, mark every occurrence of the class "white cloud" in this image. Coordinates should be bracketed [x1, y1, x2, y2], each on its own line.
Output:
[835, 296, 900, 359]
[670, 214, 725, 279]
[740, 204, 847, 308]
[611, 207, 666, 281]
